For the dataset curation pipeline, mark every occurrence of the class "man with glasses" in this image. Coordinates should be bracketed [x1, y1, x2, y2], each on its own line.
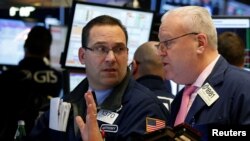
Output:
[158, 5, 250, 139]
[30, 15, 169, 141]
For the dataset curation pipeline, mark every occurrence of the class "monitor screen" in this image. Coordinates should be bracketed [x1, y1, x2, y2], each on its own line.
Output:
[212, 16, 250, 68]
[0, 18, 43, 66]
[69, 71, 86, 92]
[50, 25, 68, 69]
[158, 0, 225, 15]
[226, 1, 250, 16]
[62, 1, 154, 69]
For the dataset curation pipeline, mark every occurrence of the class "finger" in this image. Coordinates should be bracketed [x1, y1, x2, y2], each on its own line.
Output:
[85, 91, 97, 113]
[75, 116, 85, 130]
[84, 92, 98, 128]
[86, 104, 103, 141]
[86, 104, 97, 118]
[83, 92, 103, 141]
[75, 116, 86, 140]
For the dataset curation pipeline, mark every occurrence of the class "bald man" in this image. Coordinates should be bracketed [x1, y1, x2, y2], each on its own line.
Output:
[131, 41, 175, 111]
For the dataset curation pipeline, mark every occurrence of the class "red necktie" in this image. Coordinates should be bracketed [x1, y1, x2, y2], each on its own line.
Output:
[174, 85, 197, 126]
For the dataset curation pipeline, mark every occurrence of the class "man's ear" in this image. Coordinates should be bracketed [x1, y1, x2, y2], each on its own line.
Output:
[78, 47, 85, 65]
[196, 33, 207, 54]
[132, 60, 139, 75]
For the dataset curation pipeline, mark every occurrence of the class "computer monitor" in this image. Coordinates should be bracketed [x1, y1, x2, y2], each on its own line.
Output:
[0, 18, 43, 66]
[69, 71, 86, 92]
[49, 25, 68, 69]
[226, 0, 250, 16]
[158, 0, 225, 15]
[0, 18, 30, 66]
[61, 1, 154, 69]
[212, 16, 250, 68]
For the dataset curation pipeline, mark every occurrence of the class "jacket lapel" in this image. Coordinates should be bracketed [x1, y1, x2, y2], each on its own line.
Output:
[185, 56, 228, 124]
[185, 95, 206, 123]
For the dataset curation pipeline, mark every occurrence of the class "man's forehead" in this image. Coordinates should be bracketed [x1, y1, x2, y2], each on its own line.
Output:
[90, 25, 123, 35]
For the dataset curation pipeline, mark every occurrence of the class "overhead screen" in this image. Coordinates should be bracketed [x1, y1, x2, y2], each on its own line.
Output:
[50, 25, 68, 69]
[62, 1, 154, 69]
[0, 18, 36, 66]
[158, 0, 225, 15]
[226, 1, 250, 16]
[69, 71, 86, 92]
[0, 18, 63, 68]
[212, 16, 250, 68]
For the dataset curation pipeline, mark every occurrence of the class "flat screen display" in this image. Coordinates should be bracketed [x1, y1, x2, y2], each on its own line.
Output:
[0, 18, 43, 66]
[212, 16, 250, 68]
[0, 19, 30, 66]
[69, 71, 86, 92]
[62, 1, 154, 69]
[50, 25, 68, 69]
[158, 0, 225, 15]
[226, 1, 250, 16]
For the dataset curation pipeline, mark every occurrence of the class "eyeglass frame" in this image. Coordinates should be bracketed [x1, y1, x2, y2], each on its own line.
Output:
[83, 45, 128, 57]
[157, 32, 199, 51]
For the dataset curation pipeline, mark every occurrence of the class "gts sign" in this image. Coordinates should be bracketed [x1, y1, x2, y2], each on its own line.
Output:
[22, 70, 58, 83]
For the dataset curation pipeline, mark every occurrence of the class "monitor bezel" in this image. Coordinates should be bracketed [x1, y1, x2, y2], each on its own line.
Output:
[61, 0, 155, 70]
[212, 15, 250, 28]
[0, 18, 44, 67]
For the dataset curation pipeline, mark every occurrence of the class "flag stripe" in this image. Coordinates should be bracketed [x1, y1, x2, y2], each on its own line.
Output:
[146, 117, 165, 133]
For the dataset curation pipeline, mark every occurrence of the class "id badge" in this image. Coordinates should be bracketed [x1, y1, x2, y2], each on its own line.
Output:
[197, 83, 219, 106]
[97, 109, 119, 124]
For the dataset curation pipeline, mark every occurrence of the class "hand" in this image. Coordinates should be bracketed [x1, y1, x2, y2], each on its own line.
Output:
[75, 90, 103, 141]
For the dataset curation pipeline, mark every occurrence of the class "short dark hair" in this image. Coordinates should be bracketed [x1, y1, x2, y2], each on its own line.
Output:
[24, 25, 52, 56]
[218, 31, 245, 67]
[81, 15, 128, 48]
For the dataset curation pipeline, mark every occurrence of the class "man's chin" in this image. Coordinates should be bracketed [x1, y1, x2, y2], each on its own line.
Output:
[102, 78, 120, 86]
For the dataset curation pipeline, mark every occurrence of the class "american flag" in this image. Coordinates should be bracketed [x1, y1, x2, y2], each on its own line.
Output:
[146, 117, 166, 133]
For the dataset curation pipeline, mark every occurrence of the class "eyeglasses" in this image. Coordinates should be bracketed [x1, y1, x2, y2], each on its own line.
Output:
[84, 45, 128, 57]
[157, 32, 198, 51]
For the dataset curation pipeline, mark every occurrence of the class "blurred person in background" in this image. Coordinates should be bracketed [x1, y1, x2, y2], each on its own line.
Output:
[218, 31, 250, 71]
[130, 41, 174, 111]
[0, 25, 63, 140]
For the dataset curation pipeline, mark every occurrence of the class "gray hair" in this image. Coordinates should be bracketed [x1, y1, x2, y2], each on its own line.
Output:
[161, 6, 218, 48]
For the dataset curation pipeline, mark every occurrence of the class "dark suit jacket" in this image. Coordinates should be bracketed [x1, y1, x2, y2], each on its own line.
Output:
[29, 71, 170, 141]
[136, 75, 174, 111]
[0, 57, 63, 141]
[171, 56, 250, 126]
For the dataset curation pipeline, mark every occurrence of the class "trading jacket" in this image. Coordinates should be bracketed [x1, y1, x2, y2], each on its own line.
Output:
[29, 70, 170, 141]
[0, 57, 63, 141]
[170, 56, 250, 139]
[136, 75, 175, 111]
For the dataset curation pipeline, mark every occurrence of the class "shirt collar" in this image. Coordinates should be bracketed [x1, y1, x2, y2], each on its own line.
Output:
[93, 89, 113, 105]
[193, 55, 220, 88]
